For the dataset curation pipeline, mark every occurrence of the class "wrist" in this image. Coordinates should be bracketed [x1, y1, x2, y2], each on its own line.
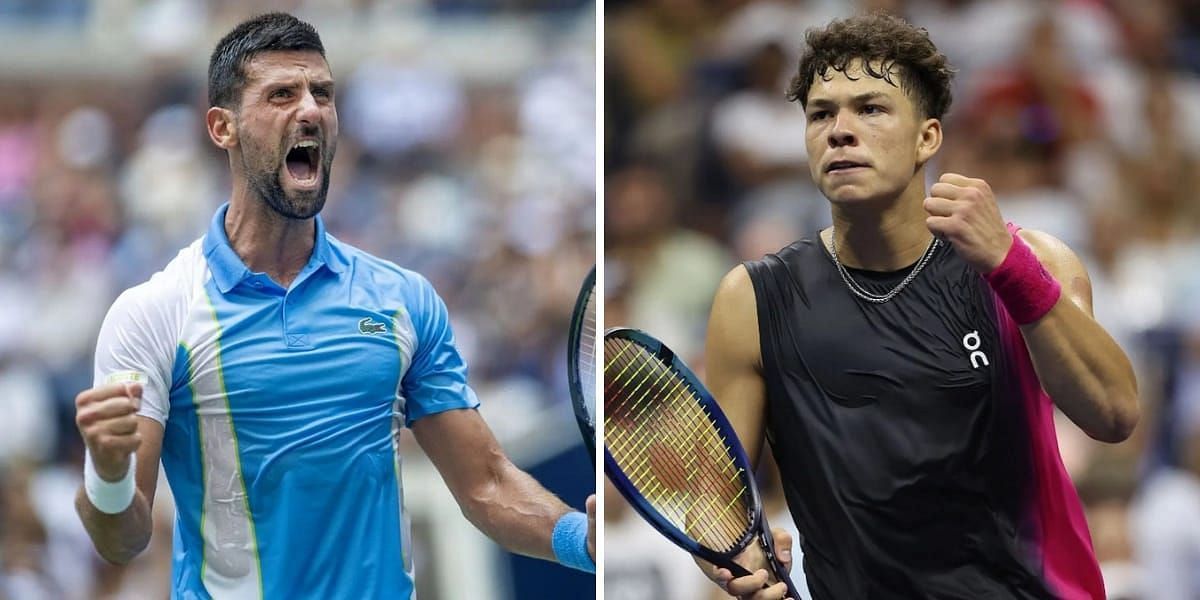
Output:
[552, 511, 594, 573]
[984, 233, 1061, 325]
[93, 454, 132, 482]
[980, 231, 1015, 273]
[84, 450, 137, 514]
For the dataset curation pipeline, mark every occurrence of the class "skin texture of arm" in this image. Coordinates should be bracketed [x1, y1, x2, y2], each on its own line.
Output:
[75, 416, 164, 564]
[701, 265, 793, 600]
[412, 407, 592, 562]
[705, 265, 769, 467]
[1016, 229, 1139, 443]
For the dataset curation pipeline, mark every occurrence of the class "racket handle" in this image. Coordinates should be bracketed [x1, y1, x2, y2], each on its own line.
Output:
[770, 560, 802, 599]
[725, 561, 755, 579]
[722, 561, 775, 595]
[723, 558, 800, 598]
[759, 519, 803, 599]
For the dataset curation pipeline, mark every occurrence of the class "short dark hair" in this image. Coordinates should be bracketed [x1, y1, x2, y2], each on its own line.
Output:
[208, 12, 326, 109]
[786, 13, 954, 120]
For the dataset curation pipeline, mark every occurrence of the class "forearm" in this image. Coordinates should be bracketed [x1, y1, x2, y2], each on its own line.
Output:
[75, 487, 153, 564]
[457, 459, 572, 560]
[1020, 296, 1139, 442]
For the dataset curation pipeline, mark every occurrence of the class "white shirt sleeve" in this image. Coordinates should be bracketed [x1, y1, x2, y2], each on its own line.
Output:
[92, 282, 180, 425]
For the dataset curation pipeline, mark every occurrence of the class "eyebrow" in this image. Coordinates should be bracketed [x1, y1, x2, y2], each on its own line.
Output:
[259, 78, 336, 91]
[807, 91, 890, 110]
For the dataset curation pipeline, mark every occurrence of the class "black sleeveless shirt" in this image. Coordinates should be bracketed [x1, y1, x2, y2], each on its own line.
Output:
[744, 235, 1104, 600]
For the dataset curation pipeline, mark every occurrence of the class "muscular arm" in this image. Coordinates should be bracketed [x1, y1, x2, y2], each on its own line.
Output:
[75, 415, 163, 564]
[700, 266, 795, 599]
[705, 265, 769, 466]
[413, 408, 590, 562]
[1017, 229, 1139, 443]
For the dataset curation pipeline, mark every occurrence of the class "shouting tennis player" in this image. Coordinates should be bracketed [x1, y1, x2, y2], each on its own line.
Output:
[72, 13, 594, 599]
[704, 13, 1137, 600]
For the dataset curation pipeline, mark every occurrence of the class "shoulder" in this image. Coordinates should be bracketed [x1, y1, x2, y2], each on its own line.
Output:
[742, 237, 814, 281]
[1015, 228, 1090, 283]
[107, 240, 207, 327]
[1014, 227, 1093, 310]
[98, 239, 207, 354]
[326, 235, 437, 296]
[1016, 229, 1084, 271]
[325, 236, 448, 330]
[715, 264, 756, 307]
[709, 265, 760, 351]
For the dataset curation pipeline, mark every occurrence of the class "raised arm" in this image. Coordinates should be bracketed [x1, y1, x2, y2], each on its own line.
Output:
[412, 408, 595, 570]
[925, 173, 1139, 443]
[74, 383, 164, 564]
[1016, 229, 1139, 442]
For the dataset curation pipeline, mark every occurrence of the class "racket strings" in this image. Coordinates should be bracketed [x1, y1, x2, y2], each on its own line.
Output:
[604, 338, 752, 552]
[605, 348, 748, 549]
[578, 287, 597, 421]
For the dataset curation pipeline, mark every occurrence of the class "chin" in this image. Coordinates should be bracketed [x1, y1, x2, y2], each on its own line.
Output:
[823, 186, 875, 205]
[250, 169, 330, 220]
[821, 180, 904, 207]
[271, 185, 328, 220]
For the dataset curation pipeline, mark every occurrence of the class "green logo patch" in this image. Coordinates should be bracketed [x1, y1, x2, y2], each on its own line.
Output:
[358, 317, 388, 335]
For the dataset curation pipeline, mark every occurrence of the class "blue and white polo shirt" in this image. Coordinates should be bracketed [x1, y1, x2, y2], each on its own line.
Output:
[92, 203, 479, 599]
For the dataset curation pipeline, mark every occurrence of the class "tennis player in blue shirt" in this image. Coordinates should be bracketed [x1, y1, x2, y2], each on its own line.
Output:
[71, 13, 595, 599]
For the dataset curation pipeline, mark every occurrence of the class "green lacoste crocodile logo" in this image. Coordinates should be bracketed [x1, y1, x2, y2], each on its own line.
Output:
[358, 317, 388, 335]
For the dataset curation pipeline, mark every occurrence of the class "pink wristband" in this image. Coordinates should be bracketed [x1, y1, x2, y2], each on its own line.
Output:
[984, 233, 1061, 325]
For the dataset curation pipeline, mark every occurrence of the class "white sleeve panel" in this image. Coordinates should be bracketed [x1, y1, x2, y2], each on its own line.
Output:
[92, 267, 190, 425]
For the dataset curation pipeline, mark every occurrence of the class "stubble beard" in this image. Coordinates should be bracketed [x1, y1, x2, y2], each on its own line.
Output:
[239, 134, 335, 220]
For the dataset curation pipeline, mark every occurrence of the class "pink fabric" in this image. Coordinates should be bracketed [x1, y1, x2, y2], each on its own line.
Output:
[985, 227, 1062, 325]
[991, 229, 1106, 599]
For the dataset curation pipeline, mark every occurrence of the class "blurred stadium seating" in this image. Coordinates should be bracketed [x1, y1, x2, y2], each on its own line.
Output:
[605, 1, 1200, 599]
[0, 1, 594, 599]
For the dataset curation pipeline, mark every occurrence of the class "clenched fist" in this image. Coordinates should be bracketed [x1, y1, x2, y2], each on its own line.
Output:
[75, 382, 143, 481]
[923, 173, 1013, 274]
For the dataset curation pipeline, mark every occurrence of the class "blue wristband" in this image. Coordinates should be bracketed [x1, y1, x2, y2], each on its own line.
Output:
[551, 511, 594, 573]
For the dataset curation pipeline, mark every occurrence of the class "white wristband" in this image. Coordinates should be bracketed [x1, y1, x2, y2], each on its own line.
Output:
[84, 450, 137, 514]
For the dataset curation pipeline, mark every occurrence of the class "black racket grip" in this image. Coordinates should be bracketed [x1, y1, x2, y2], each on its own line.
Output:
[758, 519, 802, 600]
[720, 542, 801, 599]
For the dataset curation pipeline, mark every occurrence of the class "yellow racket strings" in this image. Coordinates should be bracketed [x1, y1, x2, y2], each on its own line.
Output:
[603, 337, 751, 552]
[579, 287, 596, 412]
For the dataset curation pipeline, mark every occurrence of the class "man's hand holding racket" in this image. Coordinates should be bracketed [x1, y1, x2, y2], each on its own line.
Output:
[705, 528, 794, 599]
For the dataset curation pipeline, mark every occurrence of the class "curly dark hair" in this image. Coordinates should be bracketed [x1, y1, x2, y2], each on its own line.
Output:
[786, 13, 955, 120]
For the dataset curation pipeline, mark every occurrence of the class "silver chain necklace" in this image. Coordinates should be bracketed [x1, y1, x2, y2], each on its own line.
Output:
[829, 230, 941, 304]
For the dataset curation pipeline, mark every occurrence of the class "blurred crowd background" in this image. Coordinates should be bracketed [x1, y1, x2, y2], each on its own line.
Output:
[605, 0, 1200, 598]
[0, 1, 594, 599]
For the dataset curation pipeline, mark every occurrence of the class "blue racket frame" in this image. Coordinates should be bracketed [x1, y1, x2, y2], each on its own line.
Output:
[603, 327, 800, 598]
[567, 266, 597, 462]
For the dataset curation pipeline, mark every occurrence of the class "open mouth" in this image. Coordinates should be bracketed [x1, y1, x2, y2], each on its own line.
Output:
[285, 140, 320, 184]
[826, 160, 867, 173]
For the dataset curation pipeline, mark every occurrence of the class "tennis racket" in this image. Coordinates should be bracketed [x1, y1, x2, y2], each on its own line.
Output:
[603, 327, 799, 598]
[567, 266, 597, 462]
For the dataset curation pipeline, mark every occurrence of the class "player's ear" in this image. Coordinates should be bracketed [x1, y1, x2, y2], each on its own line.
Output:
[206, 106, 237, 150]
[915, 117, 942, 168]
